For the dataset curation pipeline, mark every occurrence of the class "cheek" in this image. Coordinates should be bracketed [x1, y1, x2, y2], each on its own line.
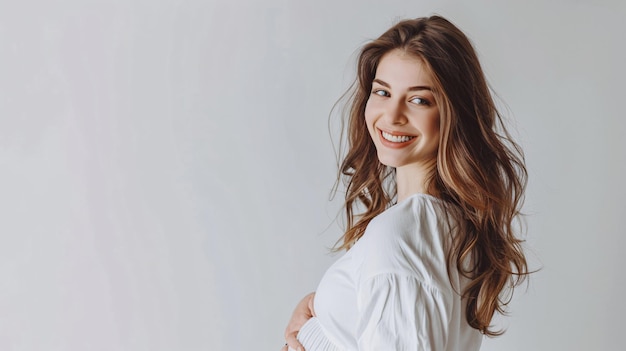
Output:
[430, 118, 441, 152]
[426, 111, 441, 137]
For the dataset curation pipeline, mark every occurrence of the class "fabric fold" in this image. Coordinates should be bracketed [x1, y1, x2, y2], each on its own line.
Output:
[292, 317, 342, 351]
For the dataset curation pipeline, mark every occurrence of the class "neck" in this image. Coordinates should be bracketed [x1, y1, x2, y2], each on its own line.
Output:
[395, 161, 436, 203]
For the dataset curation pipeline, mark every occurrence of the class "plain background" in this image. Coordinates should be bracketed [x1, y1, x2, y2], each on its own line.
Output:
[1, 0, 625, 350]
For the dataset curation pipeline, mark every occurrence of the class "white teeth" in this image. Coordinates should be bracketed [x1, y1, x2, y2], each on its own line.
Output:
[382, 131, 415, 143]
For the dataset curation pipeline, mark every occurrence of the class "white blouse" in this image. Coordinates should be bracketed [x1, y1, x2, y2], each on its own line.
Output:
[292, 193, 482, 351]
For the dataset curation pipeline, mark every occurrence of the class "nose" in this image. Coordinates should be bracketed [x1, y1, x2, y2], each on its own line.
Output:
[383, 99, 408, 125]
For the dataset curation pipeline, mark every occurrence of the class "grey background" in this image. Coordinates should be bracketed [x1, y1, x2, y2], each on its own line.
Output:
[1, 0, 624, 350]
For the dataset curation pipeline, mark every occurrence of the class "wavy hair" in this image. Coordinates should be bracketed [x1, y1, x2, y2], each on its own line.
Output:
[334, 15, 529, 336]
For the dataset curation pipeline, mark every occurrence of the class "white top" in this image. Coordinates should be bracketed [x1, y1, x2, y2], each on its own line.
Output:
[294, 193, 482, 351]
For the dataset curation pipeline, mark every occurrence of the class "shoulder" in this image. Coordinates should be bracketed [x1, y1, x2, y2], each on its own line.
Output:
[362, 193, 448, 251]
[352, 194, 453, 287]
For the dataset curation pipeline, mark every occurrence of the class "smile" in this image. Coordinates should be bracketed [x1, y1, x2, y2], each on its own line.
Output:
[381, 130, 416, 143]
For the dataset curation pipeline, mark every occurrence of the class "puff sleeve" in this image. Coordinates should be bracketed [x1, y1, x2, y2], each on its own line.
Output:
[355, 273, 452, 351]
[352, 196, 455, 351]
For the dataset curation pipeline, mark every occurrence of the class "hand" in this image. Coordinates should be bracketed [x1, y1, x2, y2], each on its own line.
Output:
[280, 292, 316, 351]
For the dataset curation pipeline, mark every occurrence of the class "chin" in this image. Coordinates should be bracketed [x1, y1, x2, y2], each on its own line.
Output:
[376, 156, 408, 168]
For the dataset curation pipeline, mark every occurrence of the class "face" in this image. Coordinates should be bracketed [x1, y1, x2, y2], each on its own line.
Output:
[365, 49, 440, 171]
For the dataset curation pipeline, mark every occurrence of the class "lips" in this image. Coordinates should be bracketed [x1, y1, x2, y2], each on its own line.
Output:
[376, 129, 417, 149]
[377, 128, 418, 149]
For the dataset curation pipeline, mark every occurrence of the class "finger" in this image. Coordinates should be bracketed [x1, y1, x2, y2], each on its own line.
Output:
[285, 332, 304, 351]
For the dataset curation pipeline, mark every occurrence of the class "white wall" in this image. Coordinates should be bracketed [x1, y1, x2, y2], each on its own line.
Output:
[0, 0, 624, 350]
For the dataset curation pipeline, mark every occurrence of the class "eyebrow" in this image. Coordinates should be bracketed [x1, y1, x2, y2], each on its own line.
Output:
[373, 78, 432, 92]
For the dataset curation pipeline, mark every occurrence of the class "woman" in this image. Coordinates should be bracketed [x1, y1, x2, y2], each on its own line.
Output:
[282, 15, 528, 351]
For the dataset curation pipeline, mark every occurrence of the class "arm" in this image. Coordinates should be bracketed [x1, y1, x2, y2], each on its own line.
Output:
[356, 275, 451, 351]
[353, 197, 454, 350]
[281, 292, 316, 351]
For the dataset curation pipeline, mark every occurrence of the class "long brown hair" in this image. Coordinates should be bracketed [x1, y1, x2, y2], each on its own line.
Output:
[335, 15, 529, 336]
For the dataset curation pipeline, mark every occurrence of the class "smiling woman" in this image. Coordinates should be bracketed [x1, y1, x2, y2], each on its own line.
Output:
[365, 50, 440, 197]
[281, 15, 529, 351]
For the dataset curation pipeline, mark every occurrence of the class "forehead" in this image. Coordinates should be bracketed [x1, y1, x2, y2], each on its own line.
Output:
[375, 49, 434, 86]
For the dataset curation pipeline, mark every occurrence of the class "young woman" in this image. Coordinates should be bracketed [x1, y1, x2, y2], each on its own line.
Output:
[282, 15, 529, 351]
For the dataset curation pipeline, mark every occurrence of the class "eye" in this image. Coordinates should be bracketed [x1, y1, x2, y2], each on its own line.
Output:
[410, 97, 430, 106]
[372, 89, 390, 97]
